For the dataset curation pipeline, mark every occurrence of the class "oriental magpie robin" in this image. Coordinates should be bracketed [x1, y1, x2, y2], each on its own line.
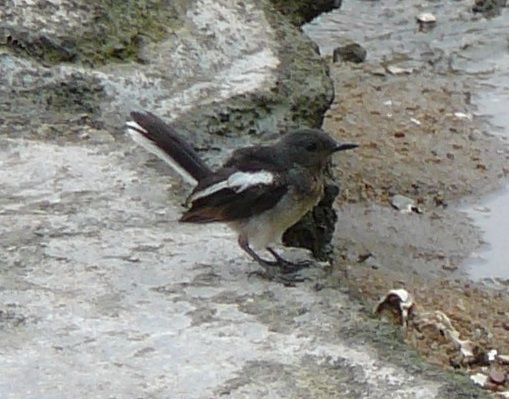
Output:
[126, 111, 357, 282]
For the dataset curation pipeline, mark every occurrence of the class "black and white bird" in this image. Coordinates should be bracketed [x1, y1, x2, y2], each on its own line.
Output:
[126, 111, 357, 281]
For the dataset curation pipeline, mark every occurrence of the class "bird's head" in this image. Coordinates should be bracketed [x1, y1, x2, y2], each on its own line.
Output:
[278, 129, 358, 171]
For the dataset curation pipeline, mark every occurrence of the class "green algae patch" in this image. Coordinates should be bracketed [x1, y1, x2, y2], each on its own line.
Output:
[75, 0, 185, 65]
[1, 0, 187, 66]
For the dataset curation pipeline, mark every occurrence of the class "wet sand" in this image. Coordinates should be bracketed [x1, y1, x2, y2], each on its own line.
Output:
[324, 59, 509, 384]
[302, 0, 509, 385]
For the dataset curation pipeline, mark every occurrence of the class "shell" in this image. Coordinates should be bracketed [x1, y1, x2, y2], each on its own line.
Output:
[417, 12, 437, 23]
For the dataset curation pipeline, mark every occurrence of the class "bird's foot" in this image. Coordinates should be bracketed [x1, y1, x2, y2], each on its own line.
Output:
[238, 237, 312, 285]
[248, 268, 308, 287]
[247, 250, 314, 286]
[266, 248, 314, 274]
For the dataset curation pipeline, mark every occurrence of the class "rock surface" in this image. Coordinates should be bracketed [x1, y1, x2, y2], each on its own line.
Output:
[270, 0, 342, 26]
[0, 140, 469, 398]
[0, 0, 338, 257]
[0, 0, 333, 135]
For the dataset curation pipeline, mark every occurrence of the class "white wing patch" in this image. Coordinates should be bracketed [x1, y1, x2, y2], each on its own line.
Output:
[126, 121, 198, 186]
[227, 171, 274, 192]
[189, 170, 274, 202]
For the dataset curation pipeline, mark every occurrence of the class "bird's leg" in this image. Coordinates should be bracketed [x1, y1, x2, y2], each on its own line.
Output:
[266, 247, 313, 273]
[237, 235, 305, 285]
[237, 234, 278, 267]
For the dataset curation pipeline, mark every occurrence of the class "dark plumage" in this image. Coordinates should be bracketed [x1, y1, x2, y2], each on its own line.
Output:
[126, 111, 358, 282]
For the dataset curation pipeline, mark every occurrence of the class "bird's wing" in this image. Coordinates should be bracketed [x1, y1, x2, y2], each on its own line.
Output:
[180, 167, 288, 223]
[223, 145, 283, 171]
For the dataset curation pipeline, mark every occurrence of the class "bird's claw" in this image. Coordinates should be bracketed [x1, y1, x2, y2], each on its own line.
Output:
[266, 248, 314, 274]
[277, 259, 313, 274]
[248, 266, 310, 286]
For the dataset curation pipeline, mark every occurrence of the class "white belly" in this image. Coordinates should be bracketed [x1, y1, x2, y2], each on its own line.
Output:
[230, 186, 322, 250]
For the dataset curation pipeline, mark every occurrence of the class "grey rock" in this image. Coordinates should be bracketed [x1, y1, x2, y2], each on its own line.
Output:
[332, 43, 367, 64]
[0, 139, 456, 398]
[270, 0, 342, 26]
[472, 0, 507, 15]
[0, 0, 337, 257]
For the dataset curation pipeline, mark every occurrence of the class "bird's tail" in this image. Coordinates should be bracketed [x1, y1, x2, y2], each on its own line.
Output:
[126, 111, 212, 185]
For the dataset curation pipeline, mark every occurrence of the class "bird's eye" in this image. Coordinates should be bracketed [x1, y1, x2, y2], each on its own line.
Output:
[306, 142, 318, 151]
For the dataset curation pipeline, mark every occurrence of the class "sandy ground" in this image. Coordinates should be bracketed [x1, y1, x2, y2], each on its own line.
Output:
[324, 61, 509, 391]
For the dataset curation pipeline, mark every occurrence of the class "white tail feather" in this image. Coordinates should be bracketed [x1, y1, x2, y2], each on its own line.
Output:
[126, 121, 198, 186]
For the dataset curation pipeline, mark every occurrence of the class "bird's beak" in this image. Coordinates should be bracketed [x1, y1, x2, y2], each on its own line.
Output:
[333, 143, 359, 152]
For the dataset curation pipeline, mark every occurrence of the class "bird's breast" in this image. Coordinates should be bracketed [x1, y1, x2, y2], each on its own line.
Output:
[231, 172, 324, 250]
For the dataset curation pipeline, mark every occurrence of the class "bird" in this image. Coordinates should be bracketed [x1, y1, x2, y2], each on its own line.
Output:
[126, 111, 358, 282]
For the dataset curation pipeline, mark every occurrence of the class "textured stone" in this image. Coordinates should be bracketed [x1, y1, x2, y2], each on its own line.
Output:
[0, 0, 337, 257]
[333, 43, 367, 64]
[269, 0, 342, 26]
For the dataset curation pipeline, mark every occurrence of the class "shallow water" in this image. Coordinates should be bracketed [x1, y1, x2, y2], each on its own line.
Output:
[466, 56, 509, 281]
[464, 187, 509, 281]
[304, 0, 509, 280]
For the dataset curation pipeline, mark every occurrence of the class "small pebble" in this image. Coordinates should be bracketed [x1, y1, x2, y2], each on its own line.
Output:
[390, 194, 421, 213]
[442, 262, 458, 271]
[473, 0, 506, 14]
[357, 252, 373, 263]
[488, 349, 498, 362]
[468, 130, 482, 141]
[489, 369, 507, 385]
[454, 111, 473, 120]
[332, 43, 367, 63]
[498, 355, 509, 365]
[471, 373, 488, 387]
[387, 65, 414, 75]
